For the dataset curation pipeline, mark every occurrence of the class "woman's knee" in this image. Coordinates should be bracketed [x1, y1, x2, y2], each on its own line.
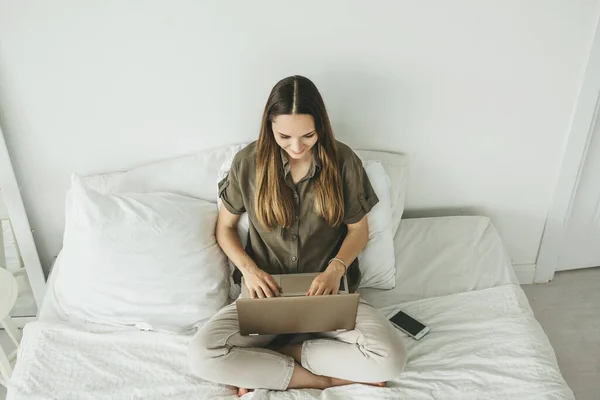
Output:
[364, 331, 407, 381]
[382, 341, 407, 380]
[187, 327, 224, 379]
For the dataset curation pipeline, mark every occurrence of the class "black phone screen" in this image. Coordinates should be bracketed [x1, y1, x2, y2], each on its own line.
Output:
[389, 311, 426, 336]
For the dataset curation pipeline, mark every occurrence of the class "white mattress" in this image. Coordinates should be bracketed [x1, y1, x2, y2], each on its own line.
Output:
[360, 216, 519, 308]
[9, 216, 571, 399]
[9, 285, 571, 399]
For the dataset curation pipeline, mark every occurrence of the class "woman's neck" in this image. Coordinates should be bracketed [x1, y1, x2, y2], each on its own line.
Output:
[289, 154, 311, 167]
[288, 155, 313, 184]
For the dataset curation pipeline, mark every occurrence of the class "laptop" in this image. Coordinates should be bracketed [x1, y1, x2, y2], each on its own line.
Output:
[236, 273, 360, 336]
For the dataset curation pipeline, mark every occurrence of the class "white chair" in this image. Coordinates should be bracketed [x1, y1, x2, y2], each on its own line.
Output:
[0, 267, 20, 388]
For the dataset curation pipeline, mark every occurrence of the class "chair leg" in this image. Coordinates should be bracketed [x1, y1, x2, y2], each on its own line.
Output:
[1, 315, 22, 346]
[0, 344, 12, 388]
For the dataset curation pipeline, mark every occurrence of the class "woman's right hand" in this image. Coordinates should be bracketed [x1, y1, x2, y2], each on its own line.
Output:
[242, 266, 282, 298]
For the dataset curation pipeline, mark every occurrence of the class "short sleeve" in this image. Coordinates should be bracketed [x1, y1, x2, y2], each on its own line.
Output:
[218, 156, 246, 215]
[342, 152, 379, 225]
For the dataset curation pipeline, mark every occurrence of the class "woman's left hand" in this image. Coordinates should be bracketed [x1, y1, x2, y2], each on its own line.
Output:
[307, 262, 345, 296]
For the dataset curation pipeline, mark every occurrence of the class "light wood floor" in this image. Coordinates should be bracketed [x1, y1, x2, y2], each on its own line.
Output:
[1, 268, 598, 400]
[522, 267, 600, 400]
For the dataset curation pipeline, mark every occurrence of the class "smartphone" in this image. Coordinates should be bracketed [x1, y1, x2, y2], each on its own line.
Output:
[389, 310, 430, 340]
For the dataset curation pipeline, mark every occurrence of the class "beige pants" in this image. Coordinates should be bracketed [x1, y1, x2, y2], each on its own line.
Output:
[188, 300, 407, 390]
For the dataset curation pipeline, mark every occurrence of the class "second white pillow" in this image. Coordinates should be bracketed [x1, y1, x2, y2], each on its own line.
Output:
[357, 160, 396, 289]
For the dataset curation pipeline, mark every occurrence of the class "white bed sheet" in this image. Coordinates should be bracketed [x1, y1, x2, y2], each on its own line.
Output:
[10, 216, 570, 399]
[9, 284, 572, 399]
[38, 216, 518, 323]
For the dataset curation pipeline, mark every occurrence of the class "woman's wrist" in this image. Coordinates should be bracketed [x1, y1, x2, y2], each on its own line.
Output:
[237, 258, 260, 275]
[327, 260, 346, 277]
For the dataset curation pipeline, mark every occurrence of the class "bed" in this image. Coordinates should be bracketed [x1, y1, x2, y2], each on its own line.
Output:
[7, 215, 573, 399]
[6, 144, 573, 399]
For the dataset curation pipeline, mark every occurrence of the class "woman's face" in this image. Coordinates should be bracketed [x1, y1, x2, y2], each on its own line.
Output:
[272, 114, 318, 161]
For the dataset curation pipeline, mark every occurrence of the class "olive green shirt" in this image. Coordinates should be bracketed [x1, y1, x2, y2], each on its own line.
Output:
[218, 140, 379, 292]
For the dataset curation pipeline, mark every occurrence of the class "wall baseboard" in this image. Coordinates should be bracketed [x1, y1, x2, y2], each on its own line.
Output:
[514, 264, 536, 284]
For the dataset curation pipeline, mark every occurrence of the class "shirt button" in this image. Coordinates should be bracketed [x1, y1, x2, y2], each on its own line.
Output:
[358, 194, 365, 200]
[291, 234, 297, 241]
[294, 193, 299, 199]
[291, 256, 297, 262]
[294, 215, 299, 221]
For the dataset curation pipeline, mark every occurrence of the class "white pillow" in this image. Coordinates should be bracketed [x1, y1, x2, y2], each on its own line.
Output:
[356, 150, 408, 237]
[83, 144, 244, 201]
[54, 176, 230, 333]
[357, 161, 396, 289]
[217, 156, 396, 290]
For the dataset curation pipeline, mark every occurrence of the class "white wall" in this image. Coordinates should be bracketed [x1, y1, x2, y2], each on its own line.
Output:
[0, 0, 598, 274]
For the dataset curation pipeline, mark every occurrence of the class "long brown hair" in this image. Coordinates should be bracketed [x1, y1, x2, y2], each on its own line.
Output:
[255, 75, 344, 230]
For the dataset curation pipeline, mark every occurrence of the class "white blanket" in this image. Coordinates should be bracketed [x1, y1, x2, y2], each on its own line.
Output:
[8, 285, 572, 400]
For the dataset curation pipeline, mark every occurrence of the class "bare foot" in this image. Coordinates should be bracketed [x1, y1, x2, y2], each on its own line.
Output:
[328, 377, 387, 388]
[236, 379, 385, 395]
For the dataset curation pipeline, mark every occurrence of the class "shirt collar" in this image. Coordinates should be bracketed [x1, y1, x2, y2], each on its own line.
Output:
[280, 146, 322, 179]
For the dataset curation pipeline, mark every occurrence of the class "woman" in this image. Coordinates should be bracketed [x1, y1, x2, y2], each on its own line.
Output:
[188, 76, 406, 395]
